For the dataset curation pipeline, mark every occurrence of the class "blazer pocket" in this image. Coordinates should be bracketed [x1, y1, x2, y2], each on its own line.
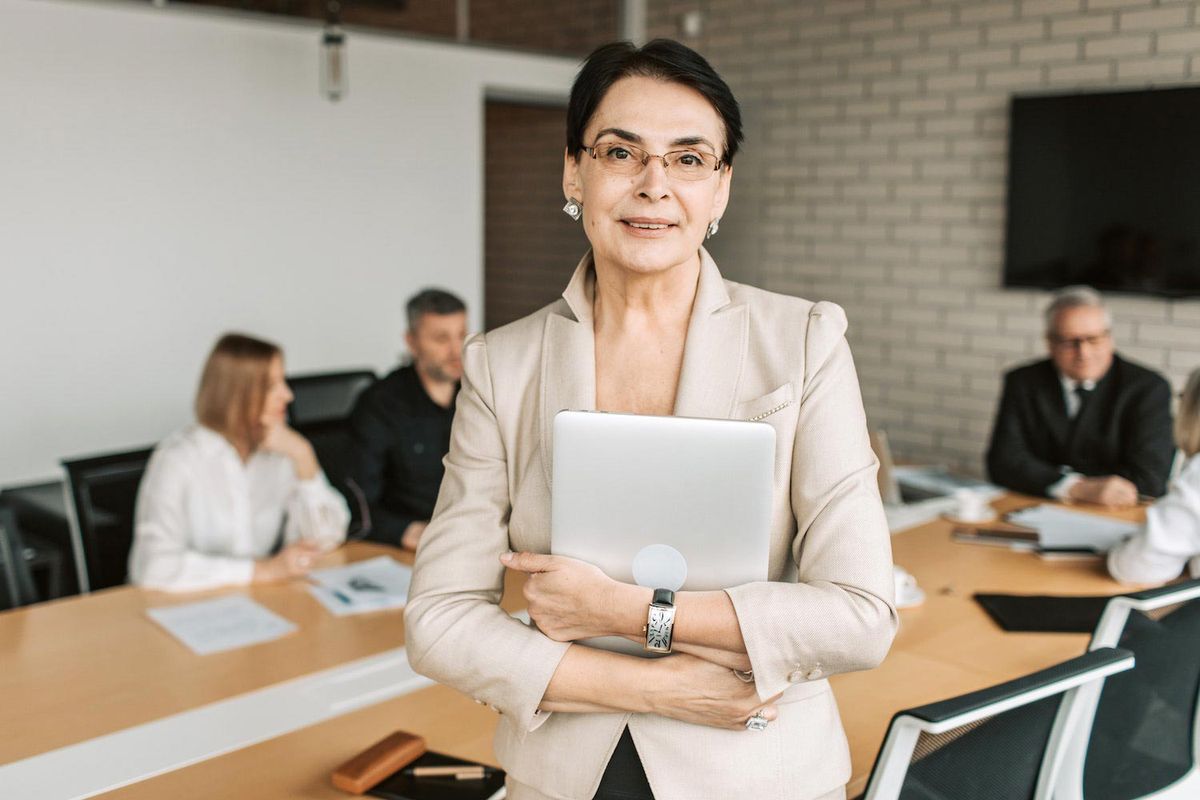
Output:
[734, 383, 795, 422]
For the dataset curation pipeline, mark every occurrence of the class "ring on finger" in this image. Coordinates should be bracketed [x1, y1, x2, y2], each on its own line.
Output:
[745, 711, 770, 731]
[732, 669, 754, 683]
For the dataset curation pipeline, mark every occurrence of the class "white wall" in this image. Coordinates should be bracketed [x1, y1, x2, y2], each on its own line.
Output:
[0, 0, 577, 485]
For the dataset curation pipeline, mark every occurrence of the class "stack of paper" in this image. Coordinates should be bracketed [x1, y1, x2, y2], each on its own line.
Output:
[1006, 505, 1141, 552]
[147, 595, 297, 655]
[307, 556, 413, 616]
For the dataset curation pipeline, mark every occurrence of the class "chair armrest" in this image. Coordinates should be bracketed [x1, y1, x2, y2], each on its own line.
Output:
[1121, 577, 1200, 605]
[902, 647, 1134, 727]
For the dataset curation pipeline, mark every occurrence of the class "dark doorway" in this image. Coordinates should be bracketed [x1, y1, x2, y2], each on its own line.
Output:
[484, 100, 590, 331]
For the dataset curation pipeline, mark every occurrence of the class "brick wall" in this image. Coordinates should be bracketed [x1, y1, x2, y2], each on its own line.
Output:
[485, 101, 592, 330]
[647, 0, 1200, 475]
[471, 0, 618, 55]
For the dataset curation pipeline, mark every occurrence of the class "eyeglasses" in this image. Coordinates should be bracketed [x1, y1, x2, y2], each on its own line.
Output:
[1049, 331, 1111, 351]
[581, 141, 722, 181]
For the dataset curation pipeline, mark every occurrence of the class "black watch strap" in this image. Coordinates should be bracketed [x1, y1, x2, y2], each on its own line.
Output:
[652, 588, 675, 606]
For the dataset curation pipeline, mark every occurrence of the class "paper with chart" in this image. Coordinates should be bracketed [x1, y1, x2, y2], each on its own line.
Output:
[147, 595, 297, 655]
[1007, 505, 1141, 551]
[306, 555, 412, 616]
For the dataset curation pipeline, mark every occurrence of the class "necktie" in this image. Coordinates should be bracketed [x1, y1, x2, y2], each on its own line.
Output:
[1073, 385, 1093, 418]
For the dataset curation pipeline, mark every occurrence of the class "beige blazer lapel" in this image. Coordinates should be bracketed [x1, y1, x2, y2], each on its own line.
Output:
[539, 253, 597, 490]
[538, 249, 749, 489]
[672, 248, 748, 420]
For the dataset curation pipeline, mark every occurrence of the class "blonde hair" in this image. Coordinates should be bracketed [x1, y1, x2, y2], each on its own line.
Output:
[194, 333, 281, 451]
[1177, 368, 1200, 457]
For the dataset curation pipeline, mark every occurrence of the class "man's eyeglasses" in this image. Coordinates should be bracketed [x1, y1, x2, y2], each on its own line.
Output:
[1049, 331, 1111, 351]
[581, 142, 722, 181]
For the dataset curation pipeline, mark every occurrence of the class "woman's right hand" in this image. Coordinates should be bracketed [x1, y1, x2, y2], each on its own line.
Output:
[646, 652, 780, 730]
[253, 540, 324, 583]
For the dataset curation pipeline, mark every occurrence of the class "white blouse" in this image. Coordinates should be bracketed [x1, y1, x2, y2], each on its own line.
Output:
[1108, 455, 1200, 584]
[128, 424, 350, 592]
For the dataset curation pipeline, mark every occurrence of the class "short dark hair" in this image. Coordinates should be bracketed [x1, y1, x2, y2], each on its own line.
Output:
[566, 39, 744, 165]
[406, 288, 466, 331]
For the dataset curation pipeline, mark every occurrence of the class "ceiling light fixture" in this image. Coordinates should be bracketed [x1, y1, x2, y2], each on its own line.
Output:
[320, 1, 347, 102]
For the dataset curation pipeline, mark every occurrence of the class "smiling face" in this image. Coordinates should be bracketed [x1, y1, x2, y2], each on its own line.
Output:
[563, 76, 732, 278]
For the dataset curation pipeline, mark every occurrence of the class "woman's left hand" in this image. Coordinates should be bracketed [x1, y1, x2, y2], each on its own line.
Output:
[501, 552, 634, 642]
[259, 422, 319, 480]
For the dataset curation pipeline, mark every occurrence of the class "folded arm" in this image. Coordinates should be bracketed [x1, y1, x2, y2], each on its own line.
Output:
[283, 471, 350, 550]
[404, 335, 571, 732]
[511, 303, 897, 700]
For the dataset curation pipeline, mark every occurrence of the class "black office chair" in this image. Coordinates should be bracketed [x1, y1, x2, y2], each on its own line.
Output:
[286, 370, 376, 428]
[0, 506, 38, 610]
[286, 370, 376, 534]
[1053, 578, 1200, 800]
[861, 647, 1135, 800]
[61, 447, 154, 593]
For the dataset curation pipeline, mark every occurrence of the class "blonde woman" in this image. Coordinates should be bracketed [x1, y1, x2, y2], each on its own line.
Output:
[1109, 368, 1200, 584]
[129, 333, 349, 592]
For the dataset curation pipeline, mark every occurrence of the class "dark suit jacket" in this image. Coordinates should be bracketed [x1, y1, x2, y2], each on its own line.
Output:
[986, 354, 1174, 498]
[347, 365, 457, 547]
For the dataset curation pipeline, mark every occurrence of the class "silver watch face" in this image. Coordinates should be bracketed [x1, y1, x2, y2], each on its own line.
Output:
[647, 606, 674, 650]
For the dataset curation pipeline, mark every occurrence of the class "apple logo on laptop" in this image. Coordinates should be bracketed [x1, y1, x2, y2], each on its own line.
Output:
[632, 544, 688, 591]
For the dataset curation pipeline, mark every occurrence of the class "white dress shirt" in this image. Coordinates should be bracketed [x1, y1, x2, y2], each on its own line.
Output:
[1108, 455, 1200, 584]
[1060, 375, 1097, 420]
[1047, 375, 1099, 499]
[128, 424, 350, 592]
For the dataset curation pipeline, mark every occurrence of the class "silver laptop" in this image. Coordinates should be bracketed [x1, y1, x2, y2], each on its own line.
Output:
[871, 429, 998, 505]
[551, 410, 775, 656]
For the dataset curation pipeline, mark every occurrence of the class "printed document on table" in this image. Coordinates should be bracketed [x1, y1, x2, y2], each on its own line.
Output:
[306, 556, 412, 616]
[1007, 505, 1140, 551]
[147, 595, 297, 655]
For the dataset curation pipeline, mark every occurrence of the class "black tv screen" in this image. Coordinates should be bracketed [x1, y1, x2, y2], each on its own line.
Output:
[1005, 86, 1200, 297]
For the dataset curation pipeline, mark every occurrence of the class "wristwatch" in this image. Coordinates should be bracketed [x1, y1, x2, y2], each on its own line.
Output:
[643, 589, 676, 654]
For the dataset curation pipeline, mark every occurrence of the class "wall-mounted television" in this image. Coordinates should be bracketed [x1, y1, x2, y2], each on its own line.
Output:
[1005, 86, 1200, 298]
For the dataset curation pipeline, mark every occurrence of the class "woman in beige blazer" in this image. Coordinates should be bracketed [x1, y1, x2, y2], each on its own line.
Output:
[405, 39, 897, 800]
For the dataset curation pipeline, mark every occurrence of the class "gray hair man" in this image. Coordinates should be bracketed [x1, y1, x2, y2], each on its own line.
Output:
[986, 286, 1174, 506]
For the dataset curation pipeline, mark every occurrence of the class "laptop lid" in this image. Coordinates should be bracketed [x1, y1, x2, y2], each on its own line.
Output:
[871, 429, 902, 506]
[551, 410, 774, 600]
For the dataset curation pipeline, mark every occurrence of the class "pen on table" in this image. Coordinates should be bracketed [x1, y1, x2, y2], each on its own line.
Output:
[402, 765, 496, 779]
[307, 579, 353, 605]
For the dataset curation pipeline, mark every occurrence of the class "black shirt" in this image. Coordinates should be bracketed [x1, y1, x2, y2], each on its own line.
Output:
[347, 365, 457, 547]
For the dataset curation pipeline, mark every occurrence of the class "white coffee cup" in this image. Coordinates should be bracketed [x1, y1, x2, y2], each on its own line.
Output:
[893, 565, 924, 608]
[953, 488, 994, 523]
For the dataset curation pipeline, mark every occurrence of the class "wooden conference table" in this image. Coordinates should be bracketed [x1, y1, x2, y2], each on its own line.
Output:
[0, 496, 1144, 798]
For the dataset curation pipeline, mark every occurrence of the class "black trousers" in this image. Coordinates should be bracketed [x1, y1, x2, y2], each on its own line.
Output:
[592, 727, 655, 800]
